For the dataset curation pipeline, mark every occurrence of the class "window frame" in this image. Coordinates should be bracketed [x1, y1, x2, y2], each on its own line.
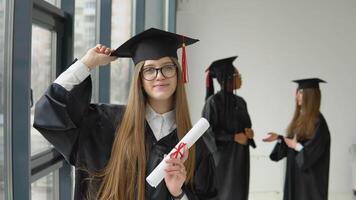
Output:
[11, 0, 74, 199]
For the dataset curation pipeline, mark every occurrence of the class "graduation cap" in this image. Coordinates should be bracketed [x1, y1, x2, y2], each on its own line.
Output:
[205, 56, 238, 100]
[111, 28, 199, 83]
[293, 78, 326, 89]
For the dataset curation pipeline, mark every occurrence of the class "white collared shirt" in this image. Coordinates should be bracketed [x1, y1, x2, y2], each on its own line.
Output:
[145, 104, 176, 141]
[54, 60, 90, 91]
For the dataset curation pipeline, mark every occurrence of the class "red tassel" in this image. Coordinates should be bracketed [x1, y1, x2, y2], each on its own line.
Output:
[206, 71, 212, 87]
[181, 37, 188, 83]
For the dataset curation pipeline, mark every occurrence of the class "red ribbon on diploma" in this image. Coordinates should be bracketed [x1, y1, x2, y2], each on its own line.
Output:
[170, 142, 187, 159]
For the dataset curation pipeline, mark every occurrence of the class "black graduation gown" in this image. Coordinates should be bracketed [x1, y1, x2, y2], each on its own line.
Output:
[33, 76, 218, 200]
[270, 113, 331, 200]
[202, 91, 252, 200]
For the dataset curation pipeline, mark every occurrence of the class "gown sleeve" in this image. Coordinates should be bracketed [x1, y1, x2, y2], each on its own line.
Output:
[33, 75, 124, 169]
[202, 99, 218, 153]
[202, 98, 234, 153]
[239, 97, 256, 148]
[270, 135, 289, 161]
[33, 74, 92, 162]
[295, 115, 331, 170]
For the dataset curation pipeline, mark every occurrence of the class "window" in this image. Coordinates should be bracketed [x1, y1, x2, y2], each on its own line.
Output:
[0, 0, 6, 198]
[74, 0, 97, 59]
[31, 172, 56, 200]
[30, 24, 55, 155]
[110, 0, 132, 104]
[85, 1, 96, 9]
[9, 1, 75, 199]
[74, 0, 98, 102]
[44, 0, 60, 7]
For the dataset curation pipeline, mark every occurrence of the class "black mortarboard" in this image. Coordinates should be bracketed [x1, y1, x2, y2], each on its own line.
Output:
[205, 56, 238, 100]
[111, 28, 199, 82]
[207, 56, 237, 80]
[293, 78, 326, 89]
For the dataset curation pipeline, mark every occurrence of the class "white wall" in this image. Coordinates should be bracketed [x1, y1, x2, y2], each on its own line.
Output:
[176, 0, 356, 197]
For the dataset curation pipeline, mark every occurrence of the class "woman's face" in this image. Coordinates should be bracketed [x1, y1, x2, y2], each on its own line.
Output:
[296, 89, 303, 106]
[141, 56, 178, 102]
[233, 71, 242, 90]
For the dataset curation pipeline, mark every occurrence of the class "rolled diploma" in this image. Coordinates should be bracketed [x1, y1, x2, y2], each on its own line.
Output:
[146, 118, 210, 187]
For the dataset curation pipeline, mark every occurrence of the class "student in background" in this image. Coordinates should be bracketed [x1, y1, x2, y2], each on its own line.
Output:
[202, 56, 255, 200]
[263, 78, 331, 200]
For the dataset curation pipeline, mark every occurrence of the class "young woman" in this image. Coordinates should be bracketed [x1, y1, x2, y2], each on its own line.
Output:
[202, 56, 255, 200]
[263, 78, 331, 200]
[34, 28, 217, 200]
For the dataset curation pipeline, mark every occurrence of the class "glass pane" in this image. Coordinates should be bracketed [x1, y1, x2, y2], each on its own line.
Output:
[44, 0, 60, 8]
[0, 0, 6, 198]
[30, 24, 55, 155]
[31, 172, 55, 200]
[110, 0, 132, 104]
[74, 0, 97, 98]
[74, 0, 97, 59]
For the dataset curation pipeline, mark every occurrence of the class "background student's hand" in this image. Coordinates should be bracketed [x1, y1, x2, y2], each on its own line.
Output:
[284, 137, 297, 149]
[234, 133, 248, 145]
[245, 128, 254, 139]
[164, 146, 188, 197]
[262, 132, 279, 142]
[80, 44, 117, 70]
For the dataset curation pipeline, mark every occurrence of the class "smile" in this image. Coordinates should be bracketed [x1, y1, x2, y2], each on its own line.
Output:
[153, 84, 169, 88]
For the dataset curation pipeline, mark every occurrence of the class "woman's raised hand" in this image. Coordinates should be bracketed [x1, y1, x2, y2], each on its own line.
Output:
[262, 132, 279, 142]
[80, 44, 117, 70]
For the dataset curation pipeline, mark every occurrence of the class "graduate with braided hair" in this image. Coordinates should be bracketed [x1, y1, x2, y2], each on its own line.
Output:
[202, 56, 255, 200]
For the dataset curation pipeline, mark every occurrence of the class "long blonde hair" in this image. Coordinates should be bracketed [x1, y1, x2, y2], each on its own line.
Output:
[95, 57, 196, 200]
[287, 88, 321, 139]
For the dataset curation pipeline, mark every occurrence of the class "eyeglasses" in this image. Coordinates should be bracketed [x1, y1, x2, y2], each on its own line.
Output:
[141, 64, 177, 81]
